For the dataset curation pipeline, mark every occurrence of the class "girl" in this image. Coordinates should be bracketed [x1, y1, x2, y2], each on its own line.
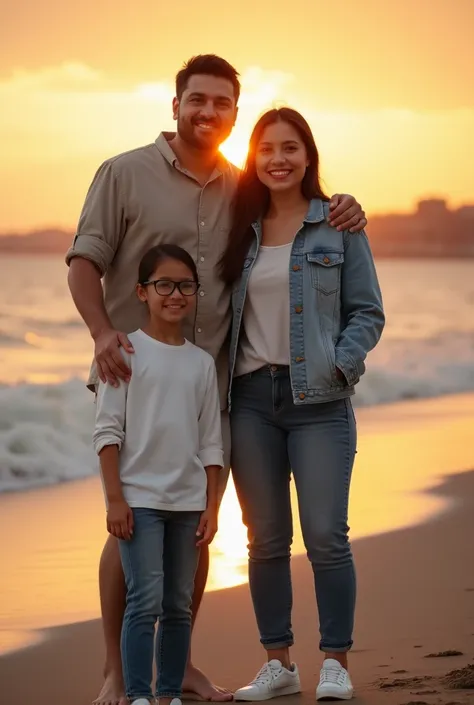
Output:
[93, 243, 223, 705]
[221, 109, 385, 701]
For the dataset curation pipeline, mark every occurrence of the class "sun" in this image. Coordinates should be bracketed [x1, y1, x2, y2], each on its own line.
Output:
[220, 131, 249, 168]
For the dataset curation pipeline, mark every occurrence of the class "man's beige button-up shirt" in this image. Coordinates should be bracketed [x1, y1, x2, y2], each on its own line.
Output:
[66, 132, 240, 408]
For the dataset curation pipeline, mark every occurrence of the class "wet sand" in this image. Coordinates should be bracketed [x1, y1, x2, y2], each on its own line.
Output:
[1, 470, 473, 704]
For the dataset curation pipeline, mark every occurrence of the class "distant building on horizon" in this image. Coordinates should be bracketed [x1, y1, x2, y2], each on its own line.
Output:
[368, 198, 474, 257]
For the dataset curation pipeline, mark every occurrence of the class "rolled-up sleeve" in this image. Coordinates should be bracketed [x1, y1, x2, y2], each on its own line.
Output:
[198, 360, 224, 469]
[65, 160, 126, 276]
[93, 377, 128, 454]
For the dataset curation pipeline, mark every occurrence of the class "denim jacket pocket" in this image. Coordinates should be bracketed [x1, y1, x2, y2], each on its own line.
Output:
[306, 251, 344, 295]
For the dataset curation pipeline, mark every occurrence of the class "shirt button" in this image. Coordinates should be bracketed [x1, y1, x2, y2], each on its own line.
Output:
[197, 328, 202, 333]
[200, 291, 205, 297]
[200, 221, 205, 227]
[292, 265, 301, 271]
[294, 305, 303, 313]
[299, 392, 306, 400]
[200, 256, 205, 262]
[323, 256, 330, 264]
[295, 356, 305, 363]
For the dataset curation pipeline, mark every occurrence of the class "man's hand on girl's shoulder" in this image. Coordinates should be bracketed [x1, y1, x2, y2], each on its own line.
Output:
[94, 327, 134, 387]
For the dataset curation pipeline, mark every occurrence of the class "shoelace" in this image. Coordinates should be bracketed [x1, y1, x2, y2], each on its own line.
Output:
[251, 662, 282, 686]
[320, 665, 347, 685]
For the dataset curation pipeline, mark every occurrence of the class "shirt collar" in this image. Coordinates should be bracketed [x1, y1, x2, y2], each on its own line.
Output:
[155, 132, 179, 166]
[154, 132, 231, 175]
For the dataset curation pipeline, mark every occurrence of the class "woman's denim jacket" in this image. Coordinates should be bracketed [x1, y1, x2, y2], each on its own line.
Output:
[228, 199, 385, 409]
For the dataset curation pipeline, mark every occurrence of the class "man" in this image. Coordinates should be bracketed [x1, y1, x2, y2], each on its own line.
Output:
[66, 54, 367, 705]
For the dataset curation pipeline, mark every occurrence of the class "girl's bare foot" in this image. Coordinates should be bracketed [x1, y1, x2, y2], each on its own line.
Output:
[92, 671, 127, 705]
[182, 664, 233, 701]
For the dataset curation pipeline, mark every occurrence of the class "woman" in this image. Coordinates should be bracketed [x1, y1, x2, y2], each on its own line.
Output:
[220, 108, 384, 702]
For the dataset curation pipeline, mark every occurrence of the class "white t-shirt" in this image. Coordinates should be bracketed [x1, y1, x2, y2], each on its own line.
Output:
[236, 243, 291, 376]
[93, 329, 224, 512]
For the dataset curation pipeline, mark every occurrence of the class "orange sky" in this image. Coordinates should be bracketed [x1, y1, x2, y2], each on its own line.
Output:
[1, 0, 473, 230]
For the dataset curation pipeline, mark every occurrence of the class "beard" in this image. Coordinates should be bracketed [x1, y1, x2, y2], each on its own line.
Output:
[176, 112, 225, 151]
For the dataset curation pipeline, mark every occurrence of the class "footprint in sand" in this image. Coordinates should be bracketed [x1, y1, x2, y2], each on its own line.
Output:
[424, 650, 464, 658]
[379, 676, 432, 690]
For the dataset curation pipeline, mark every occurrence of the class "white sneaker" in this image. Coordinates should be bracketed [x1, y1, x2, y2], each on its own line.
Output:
[234, 659, 301, 701]
[131, 699, 152, 705]
[316, 659, 354, 701]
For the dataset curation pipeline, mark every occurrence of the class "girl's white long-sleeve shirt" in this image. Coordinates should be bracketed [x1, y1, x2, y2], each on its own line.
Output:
[93, 329, 224, 512]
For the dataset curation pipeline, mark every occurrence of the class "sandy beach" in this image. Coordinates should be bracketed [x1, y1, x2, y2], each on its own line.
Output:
[1, 392, 474, 705]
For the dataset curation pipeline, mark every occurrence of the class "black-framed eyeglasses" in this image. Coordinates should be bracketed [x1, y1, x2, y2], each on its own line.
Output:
[142, 279, 200, 297]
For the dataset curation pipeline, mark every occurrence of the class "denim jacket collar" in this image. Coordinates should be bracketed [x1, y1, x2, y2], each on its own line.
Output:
[304, 198, 327, 224]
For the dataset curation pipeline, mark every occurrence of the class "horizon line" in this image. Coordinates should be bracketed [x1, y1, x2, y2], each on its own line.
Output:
[1, 194, 473, 237]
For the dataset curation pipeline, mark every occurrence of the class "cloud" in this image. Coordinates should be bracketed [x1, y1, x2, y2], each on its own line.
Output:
[3, 62, 103, 93]
[0, 63, 173, 160]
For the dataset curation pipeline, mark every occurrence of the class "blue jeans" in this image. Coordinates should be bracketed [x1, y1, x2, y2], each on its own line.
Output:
[230, 365, 357, 653]
[119, 508, 200, 700]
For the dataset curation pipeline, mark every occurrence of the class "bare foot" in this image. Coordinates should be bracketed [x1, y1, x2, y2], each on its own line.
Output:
[182, 664, 233, 701]
[92, 672, 127, 705]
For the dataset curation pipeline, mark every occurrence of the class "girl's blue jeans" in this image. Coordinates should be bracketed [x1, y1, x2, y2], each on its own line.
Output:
[119, 508, 200, 700]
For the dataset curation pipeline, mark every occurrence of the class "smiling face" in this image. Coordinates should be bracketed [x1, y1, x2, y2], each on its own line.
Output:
[136, 257, 198, 325]
[173, 74, 238, 151]
[255, 119, 310, 194]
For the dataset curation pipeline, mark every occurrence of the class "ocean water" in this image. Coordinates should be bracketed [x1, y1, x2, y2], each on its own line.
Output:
[0, 254, 473, 494]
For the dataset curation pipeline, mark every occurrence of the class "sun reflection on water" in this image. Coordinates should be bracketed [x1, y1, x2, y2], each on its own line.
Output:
[207, 480, 249, 591]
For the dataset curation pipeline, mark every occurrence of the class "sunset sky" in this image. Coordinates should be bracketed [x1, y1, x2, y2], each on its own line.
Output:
[1, 0, 473, 231]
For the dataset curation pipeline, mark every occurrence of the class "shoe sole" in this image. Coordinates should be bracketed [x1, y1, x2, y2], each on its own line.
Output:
[316, 692, 353, 701]
[234, 684, 302, 701]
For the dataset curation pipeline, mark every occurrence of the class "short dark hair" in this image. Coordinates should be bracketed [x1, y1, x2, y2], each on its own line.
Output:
[138, 244, 199, 285]
[175, 54, 240, 103]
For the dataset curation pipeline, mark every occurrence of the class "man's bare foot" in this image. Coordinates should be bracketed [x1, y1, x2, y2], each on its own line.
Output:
[182, 664, 233, 702]
[92, 671, 128, 705]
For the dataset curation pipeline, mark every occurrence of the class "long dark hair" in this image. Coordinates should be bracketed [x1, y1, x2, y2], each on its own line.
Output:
[220, 107, 329, 284]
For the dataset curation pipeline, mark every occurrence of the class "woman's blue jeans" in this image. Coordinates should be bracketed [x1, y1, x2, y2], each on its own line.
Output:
[231, 365, 357, 653]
